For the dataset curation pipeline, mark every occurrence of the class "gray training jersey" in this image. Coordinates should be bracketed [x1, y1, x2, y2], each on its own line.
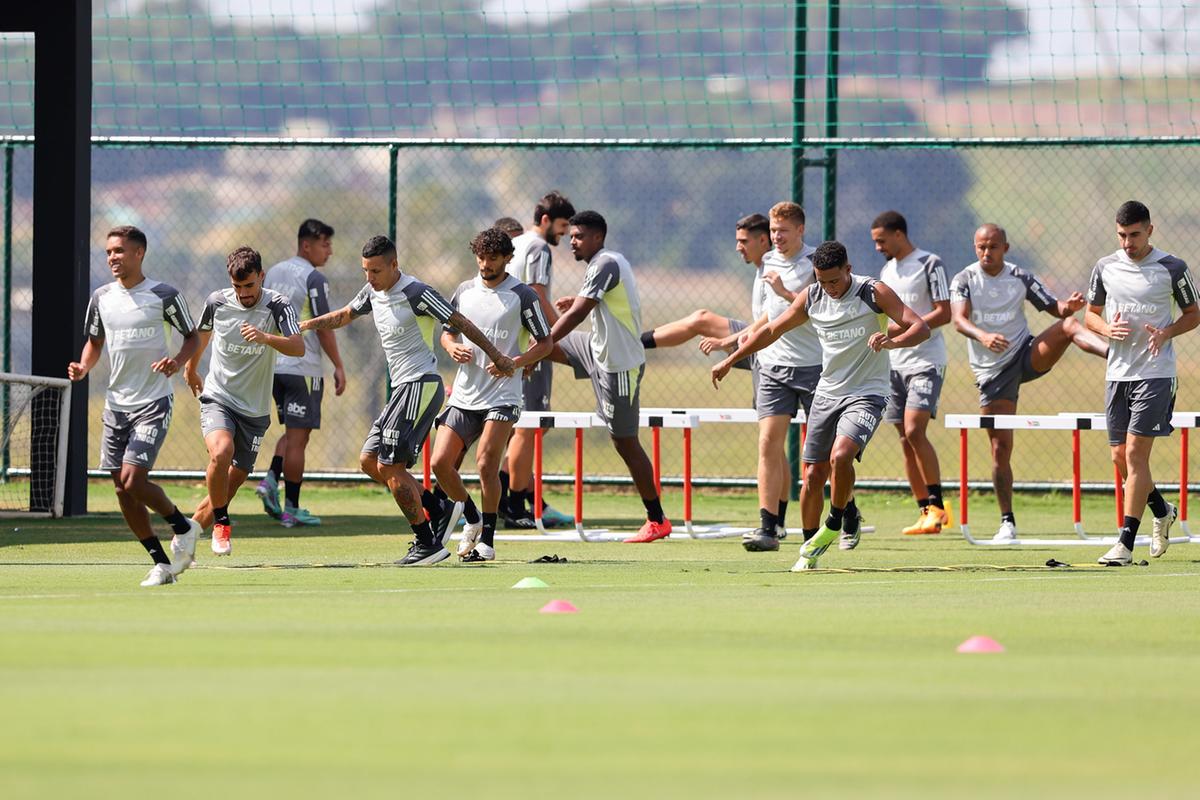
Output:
[1087, 247, 1198, 382]
[85, 278, 195, 411]
[758, 245, 821, 368]
[950, 261, 1057, 384]
[805, 274, 890, 399]
[198, 288, 300, 418]
[264, 256, 333, 378]
[879, 248, 949, 372]
[446, 274, 551, 410]
[577, 248, 645, 373]
[507, 230, 553, 291]
[349, 274, 457, 386]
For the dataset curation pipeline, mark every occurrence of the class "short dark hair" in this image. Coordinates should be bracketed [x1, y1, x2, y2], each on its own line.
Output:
[107, 225, 147, 250]
[471, 227, 515, 258]
[227, 246, 263, 280]
[297, 218, 335, 241]
[534, 191, 576, 224]
[493, 217, 524, 237]
[361, 235, 397, 260]
[1116, 201, 1151, 226]
[735, 213, 770, 236]
[568, 210, 607, 238]
[812, 241, 849, 272]
[769, 202, 805, 225]
[871, 210, 907, 234]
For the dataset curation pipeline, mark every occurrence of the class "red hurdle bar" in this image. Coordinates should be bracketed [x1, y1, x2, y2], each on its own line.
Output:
[959, 427, 969, 530]
[574, 428, 584, 526]
[422, 437, 431, 490]
[1181, 428, 1190, 528]
[533, 427, 544, 527]
[1072, 430, 1082, 528]
[652, 426, 662, 495]
[683, 427, 692, 523]
[1114, 464, 1124, 526]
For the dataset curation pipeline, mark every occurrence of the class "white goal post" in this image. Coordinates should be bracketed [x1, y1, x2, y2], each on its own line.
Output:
[0, 372, 73, 518]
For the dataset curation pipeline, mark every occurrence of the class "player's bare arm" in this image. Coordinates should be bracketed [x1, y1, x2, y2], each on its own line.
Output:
[1086, 304, 1131, 341]
[316, 328, 347, 395]
[184, 330, 213, 396]
[869, 282, 930, 352]
[550, 295, 598, 342]
[151, 329, 200, 378]
[241, 324, 303, 357]
[713, 289, 810, 387]
[1146, 301, 1200, 357]
[764, 270, 796, 302]
[447, 310, 515, 376]
[67, 336, 104, 382]
[301, 305, 355, 331]
[440, 329, 474, 364]
[700, 314, 767, 355]
[530, 283, 558, 326]
[507, 334, 554, 373]
[1052, 291, 1088, 318]
[951, 297, 1009, 353]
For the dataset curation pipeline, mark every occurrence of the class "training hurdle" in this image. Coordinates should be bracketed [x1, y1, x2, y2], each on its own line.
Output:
[945, 413, 1200, 546]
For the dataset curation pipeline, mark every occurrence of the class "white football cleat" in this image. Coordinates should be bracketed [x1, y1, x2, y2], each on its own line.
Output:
[169, 519, 203, 575]
[1098, 542, 1133, 566]
[1150, 504, 1177, 558]
[457, 520, 483, 557]
[140, 563, 177, 587]
[992, 520, 1017, 543]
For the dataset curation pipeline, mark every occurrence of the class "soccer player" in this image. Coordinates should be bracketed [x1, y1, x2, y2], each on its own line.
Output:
[548, 210, 670, 543]
[951, 223, 1108, 542]
[713, 240, 930, 571]
[300, 235, 515, 566]
[256, 219, 347, 528]
[502, 190, 576, 529]
[67, 226, 203, 587]
[433, 228, 553, 562]
[493, 217, 525, 238]
[871, 211, 953, 536]
[185, 247, 303, 556]
[1084, 201, 1198, 564]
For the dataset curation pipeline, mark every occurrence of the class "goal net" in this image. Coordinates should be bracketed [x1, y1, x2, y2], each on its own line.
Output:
[0, 372, 72, 517]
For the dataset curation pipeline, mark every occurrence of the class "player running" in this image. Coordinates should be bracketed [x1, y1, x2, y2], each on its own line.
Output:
[256, 219, 347, 528]
[1084, 201, 1198, 564]
[548, 210, 671, 543]
[950, 223, 1108, 542]
[68, 226, 202, 587]
[185, 247, 303, 556]
[432, 228, 553, 562]
[300, 235, 515, 566]
[713, 240, 930, 571]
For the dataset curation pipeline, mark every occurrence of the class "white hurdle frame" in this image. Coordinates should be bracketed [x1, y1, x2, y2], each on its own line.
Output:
[945, 413, 1200, 546]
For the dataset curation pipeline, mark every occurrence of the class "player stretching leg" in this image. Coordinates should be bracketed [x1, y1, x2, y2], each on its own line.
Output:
[713, 241, 929, 570]
[432, 228, 553, 562]
[548, 211, 671, 543]
[1085, 201, 1199, 564]
[301, 235, 514, 566]
[950, 223, 1108, 542]
[68, 226, 202, 587]
[185, 247, 303, 556]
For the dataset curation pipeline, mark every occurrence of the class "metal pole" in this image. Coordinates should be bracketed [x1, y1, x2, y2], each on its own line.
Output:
[786, 1, 809, 501]
[386, 144, 398, 402]
[824, 0, 840, 241]
[2, 145, 12, 481]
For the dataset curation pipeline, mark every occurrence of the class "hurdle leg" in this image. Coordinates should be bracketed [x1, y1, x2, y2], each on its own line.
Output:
[1182, 428, 1194, 539]
[422, 437, 431, 491]
[683, 426, 697, 537]
[1114, 464, 1124, 528]
[1073, 429, 1086, 538]
[574, 428, 601, 542]
[652, 426, 662, 496]
[959, 428, 980, 544]
[533, 427, 545, 534]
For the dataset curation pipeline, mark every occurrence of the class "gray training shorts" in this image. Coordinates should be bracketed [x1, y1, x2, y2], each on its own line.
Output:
[802, 393, 888, 464]
[976, 336, 1047, 407]
[100, 395, 174, 471]
[559, 330, 644, 438]
[1105, 378, 1176, 445]
[199, 397, 270, 473]
[273, 374, 323, 429]
[436, 404, 521, 450]
[522, 359, 553, 412]
[883, 367, 945, 423]
[362, 373, 445, 468]
[755, 362, 820, 420]
[726, 319, 757, 372]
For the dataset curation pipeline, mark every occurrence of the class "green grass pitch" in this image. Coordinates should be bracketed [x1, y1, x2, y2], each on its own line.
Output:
[1, 482, 1198, 799]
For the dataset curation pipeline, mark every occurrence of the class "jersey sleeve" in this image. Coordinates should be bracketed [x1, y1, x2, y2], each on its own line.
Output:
[442, 281, 469, 334]
[923, 255, 951, 303]
[152, 284, 196, 336]
[1016, 267, 1057, 312]
[405, 281, 457, 325]
[949, 271, 970, 304]
[268, 295, 302, 337]
[306, 270, 332, 318]
[1164, 257, 1198, 309]
[524, 242, 552, 287]
[349, 284, 373, 317]
[579, 255, 621, 301]
[516, 284, 551, 339]
[861, 280, 885, 314]
[84, 289, 105, 341]
[1086, 263, 1107, 307]
[197, 291, 225, 332]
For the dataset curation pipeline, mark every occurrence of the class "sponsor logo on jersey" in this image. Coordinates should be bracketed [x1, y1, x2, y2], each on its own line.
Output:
[478, 326, 511, 340]
[974, 310, 1018, 325]
[822, 325, 867, 342]
[111, 326, 159, 342]
[1113, 301, 1159, 315]
[219, 340, 268, 356]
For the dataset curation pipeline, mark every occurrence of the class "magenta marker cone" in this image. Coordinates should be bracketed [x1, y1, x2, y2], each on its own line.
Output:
[957, 635, 1005, 653]
[539, 599, 578, 614]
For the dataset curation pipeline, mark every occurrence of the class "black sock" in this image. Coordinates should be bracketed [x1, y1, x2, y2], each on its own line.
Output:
[825, 505, 845, 531]
[777, 500, 789, 528]
[643, 496, 665, 524]
[139, 535, 170, 565]
[640, 330, 658, 349]
[164, 506, 191, 536]
[760, 507, 778, 532]
[462, 495, 480, 525]
[213, 505, 230, 526]
[433, 485, 449, 502]
[510, 490, 532, 516]
[268, 455, 284, 482]
[421, 489, 442, 521]
[802, 527, 818, 541]
[1001, 511, 1016, 525]
[1119, 516, 1141, 549]
[927, 484, 944, 509]
[1147, 488, 1169, 518]
[917, 498, 929, 511]
[481, 512, 497, 546]
[412, 519, 434, 545]
[844, 498, 860, 535]
[285, 480, 302, 509]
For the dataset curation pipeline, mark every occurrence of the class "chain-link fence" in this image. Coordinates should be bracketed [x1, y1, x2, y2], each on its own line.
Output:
[2, 140, 1198, 488]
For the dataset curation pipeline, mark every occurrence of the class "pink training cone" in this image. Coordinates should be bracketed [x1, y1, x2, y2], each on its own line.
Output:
[539, 599, 578, 614]
[957, 635, 1005, 654]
